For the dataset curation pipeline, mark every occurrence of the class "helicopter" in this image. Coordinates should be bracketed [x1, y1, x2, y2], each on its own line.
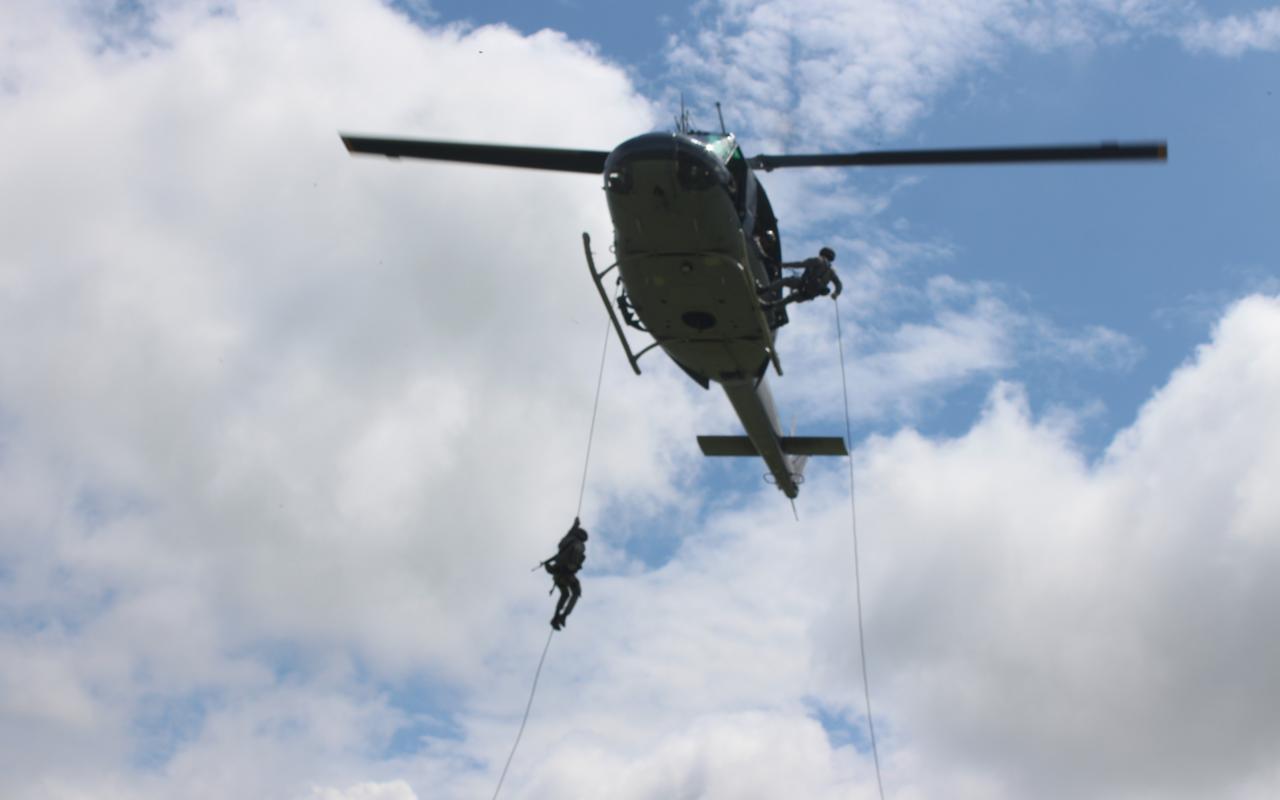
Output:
[341, 111, 1166, 499]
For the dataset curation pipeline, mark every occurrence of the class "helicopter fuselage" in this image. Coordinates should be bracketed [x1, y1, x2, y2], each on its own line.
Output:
[600, 131, 813, 497]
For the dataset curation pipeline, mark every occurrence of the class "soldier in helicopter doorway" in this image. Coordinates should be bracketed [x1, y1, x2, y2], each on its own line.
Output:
[761, 247, 843, 306]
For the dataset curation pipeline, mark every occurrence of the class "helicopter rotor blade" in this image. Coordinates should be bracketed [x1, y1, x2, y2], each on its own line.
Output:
[748, 141, 1167, 171]
[340, 134, 610, 174]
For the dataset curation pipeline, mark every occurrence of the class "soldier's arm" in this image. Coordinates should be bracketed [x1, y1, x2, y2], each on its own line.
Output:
[830, 270, 843, 298]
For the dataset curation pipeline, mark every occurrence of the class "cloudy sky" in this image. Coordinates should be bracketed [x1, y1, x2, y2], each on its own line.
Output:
[2, 1, 1278, 798]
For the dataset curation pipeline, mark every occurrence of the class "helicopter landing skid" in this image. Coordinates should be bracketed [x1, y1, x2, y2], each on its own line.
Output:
[583, 232, 653, 375]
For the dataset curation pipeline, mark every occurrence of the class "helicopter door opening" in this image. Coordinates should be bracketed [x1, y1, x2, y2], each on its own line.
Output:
[728, 147, 749, 216]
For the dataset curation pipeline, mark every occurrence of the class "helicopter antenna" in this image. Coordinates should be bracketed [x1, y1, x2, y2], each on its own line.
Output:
[715, 102, 727, 135]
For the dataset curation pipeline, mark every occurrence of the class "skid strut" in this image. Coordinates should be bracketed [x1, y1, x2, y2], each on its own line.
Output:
[583, 233, 645, 375]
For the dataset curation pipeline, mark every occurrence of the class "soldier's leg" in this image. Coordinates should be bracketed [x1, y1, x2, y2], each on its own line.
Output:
[554, 578, 570, 617]
[561, 575, 582, 618]
[760, 276, 801, 304]
[784, 282, 822, 304]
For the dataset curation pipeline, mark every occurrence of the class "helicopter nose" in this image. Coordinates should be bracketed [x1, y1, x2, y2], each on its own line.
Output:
[604, 132, 729, 193]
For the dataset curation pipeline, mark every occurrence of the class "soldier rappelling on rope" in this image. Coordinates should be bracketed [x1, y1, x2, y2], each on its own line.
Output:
[761, 247, 843, 307]
[539, 517, 588, 630]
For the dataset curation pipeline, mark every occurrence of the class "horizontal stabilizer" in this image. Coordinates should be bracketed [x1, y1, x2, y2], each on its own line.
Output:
[698, 435, 758, 456]
[697, 435, 848, 457]
[780, 436, 848, 456]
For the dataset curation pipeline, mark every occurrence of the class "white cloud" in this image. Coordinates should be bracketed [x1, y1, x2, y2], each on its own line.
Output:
[1180, 7, 1280, 56]
[0, 0, 669, 795]
[309, 779, 419, 800]
[844, 295, 1280, 798]
[1028, 319, 1143, 370]
[666, 0, 1273, 152]
[524, 712, 871, 799]
[2, 1, 1278, 799]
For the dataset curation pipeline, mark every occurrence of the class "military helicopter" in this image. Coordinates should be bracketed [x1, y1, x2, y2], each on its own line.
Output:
[341, 110, 1165, 499]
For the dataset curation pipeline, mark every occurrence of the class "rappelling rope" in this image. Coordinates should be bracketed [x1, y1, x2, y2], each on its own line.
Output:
[833, 297, 886, 800]
[576, 319, 611, 517]
[491, 627, 554, 800]
[492, 319, 612, 800]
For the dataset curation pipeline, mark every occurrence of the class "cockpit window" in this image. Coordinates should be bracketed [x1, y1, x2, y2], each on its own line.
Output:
[699, 133, 738, 165]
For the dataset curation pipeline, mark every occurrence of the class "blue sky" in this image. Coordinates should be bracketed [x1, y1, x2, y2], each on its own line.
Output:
[415, 0, 680, 74]
[892, 34, 1280, 440]
[1, 2, 1279, 799]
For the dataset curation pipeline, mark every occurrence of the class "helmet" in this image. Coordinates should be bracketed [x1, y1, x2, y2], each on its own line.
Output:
[819, 247, 836, 261]
[576, 528, 589, 541]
